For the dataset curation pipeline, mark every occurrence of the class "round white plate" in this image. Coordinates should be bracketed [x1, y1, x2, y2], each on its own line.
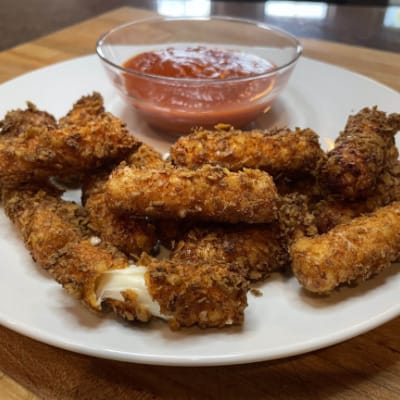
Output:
[0, 55, 399, 366]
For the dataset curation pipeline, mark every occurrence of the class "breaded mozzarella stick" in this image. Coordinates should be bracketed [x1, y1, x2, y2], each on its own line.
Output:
[3, 187, 248, 328]
[106, 164, 278, 223]
[171, 224, 289, 281]
[0, 93, 139, 187]
[170, 126, 324, 177]
[291, 202, 400, 294]
[321, 107, 400, 199]
[313, 162, 400, 233]
[101, 257, 248, 329]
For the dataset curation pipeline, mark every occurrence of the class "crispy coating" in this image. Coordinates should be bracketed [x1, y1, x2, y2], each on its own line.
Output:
[100, 255, 249, 329]
[291, 202, 400, 294]
[127, 143, 189, 247]
[0, 93, 139, 187]
[82, 170, 157, 258]
[3, 187, 248, 328]
[126, 142, 165, 168]
[4, 96, 400, 326]
[81, 143, 165, 257]
[276, 174, 326, 203]
[106, 164, 278, 223]
[278, 161, 400, 233]
[313, 162, 400, 232]
[171, 224, 288, 281]
[277, 193, 318, 241]
[1, 185, 64, 241]
[321, 107, 400, 199]
[0, 101, 56, 138]
[144, 256, 249, 329]
[170, 125, 325, 177]
[2, 187, 129, 309]
[59, 92, 105, 126]
[169, 194, 316, 282]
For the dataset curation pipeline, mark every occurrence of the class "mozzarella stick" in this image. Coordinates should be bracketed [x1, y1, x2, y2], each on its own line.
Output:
[105, 164, 278, 223]
[321, 107, 400, 199]
[102, 256, 249, 329]
[170, 125, 324, 177]
[3, 187, 248, 328]
[2, 187, 126, 306]
[313, 162, 400, 233]
[291, 202, 400, 294]
[0, 93, 139, 187]
[171, 224, 289, 281]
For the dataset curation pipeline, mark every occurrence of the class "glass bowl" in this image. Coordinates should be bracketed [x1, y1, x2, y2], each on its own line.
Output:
[96, 16, 302, 134]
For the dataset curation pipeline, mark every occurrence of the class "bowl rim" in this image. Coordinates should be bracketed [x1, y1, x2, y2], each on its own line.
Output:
[96, 15, 303, 83]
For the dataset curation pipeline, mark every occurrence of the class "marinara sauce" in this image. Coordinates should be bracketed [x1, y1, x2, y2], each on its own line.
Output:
[122, 46, 276, 133]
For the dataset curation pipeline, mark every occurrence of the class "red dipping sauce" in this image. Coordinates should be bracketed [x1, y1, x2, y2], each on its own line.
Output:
[122, 46, 276, 133]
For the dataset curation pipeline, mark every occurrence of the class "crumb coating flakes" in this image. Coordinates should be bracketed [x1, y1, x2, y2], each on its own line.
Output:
[2, 187, 249, 328]
[277, 193, 318, 240]
[106, 164, 278, 224]
[170, 125, 325, 177]
[146, 258, 249, 329]
[126, 142, 166, 169]
[321, 107, 400, 199]
[171, 224, 289, 281]
[313, 162, 400, 233]
[82, 169, 158, 258]
[2, 96, 400, 328]
[2, 187, 129, 309]
[0, 92, 140, 187]
[291, 202, 400, 294]
[0, 101, 57, 138]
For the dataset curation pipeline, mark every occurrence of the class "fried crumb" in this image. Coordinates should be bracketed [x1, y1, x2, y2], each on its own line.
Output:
[250, 288, 263, 297]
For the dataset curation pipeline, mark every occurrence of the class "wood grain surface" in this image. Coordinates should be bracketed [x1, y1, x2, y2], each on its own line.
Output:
[0, 6, 399, 400]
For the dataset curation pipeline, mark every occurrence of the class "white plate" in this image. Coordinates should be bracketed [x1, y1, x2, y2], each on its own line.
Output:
[0, 55, 399, 366]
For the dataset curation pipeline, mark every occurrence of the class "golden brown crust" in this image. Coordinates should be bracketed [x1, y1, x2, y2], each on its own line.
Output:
[52, 239, 130, 309]
[146, 258, 249, 329]
[0, 101, 57, 138]
[3, 94, 399, 326]
[58, 92, 105, 126]
[0, 93, 140, 187]
[170, 125, 325, 177]
[171, 224, 288, 281]
[105, 164, 278, 223]
[126, 142, 165, 169]
[127, 144, 190, 247]
[321, 107, 400, 199]
[82, 169, 157, 259]
[82, 143, 186, 253]
[3, 187, 249, 328]
[277, 193, 318, 241]
[313, 162, 400, 232]
[2, 187, 130, 309]
[291, 202, 400, 294]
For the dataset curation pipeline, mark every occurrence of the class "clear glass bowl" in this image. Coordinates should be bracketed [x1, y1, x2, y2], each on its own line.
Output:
[96, 16, 302, 134]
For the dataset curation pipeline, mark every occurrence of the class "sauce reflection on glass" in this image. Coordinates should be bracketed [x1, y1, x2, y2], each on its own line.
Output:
[122, 46, 277, 133]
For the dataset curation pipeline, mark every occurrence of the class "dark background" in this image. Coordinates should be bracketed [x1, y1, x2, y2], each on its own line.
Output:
[1, 0, 399, 52]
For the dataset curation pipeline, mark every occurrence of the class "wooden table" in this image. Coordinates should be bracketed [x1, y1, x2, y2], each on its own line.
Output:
[1, 6, 399, 400]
